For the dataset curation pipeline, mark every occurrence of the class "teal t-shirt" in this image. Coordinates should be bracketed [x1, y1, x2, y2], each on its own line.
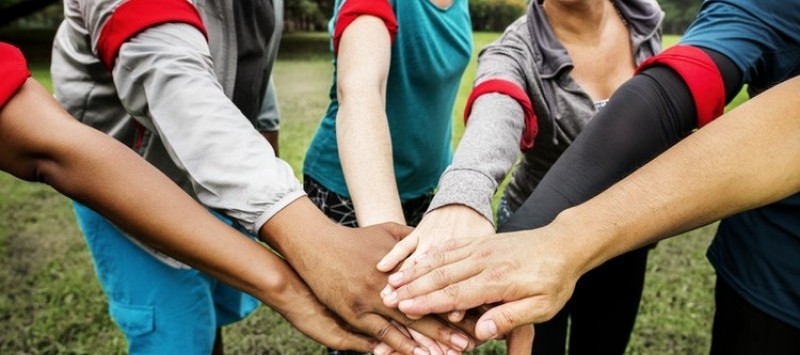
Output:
[303, 0, 472, 201]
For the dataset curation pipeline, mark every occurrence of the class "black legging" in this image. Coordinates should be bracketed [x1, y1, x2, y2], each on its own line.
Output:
[498, 49, 741, 355]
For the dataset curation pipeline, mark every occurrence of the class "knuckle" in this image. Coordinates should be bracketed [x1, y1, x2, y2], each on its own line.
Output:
[442, 238, 461, 251]
[431, 268, 452, 288]
[372, 323, 393, 340]
[442, 284, 460, 304]
[497, 309, 517, 329]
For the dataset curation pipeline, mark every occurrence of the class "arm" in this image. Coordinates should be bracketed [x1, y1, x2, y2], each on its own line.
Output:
[102, 16, 474, 354]
[378, 19, 534, 272]
[110, 23, 303, 235]
[384, 74, 800, 339]
[0, 78, 372, 352]
[336, 14, 404, 226]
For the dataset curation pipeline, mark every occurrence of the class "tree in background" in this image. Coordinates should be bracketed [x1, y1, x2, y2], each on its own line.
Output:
[658, 0, 703, 34]
[284, 0, 328, 32]
[0, 0, 61, 29]
[470, 0, 528, 31]
[1, 0, 702, 35]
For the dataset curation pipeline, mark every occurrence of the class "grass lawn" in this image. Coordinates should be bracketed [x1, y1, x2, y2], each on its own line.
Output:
[0, 32, 747, 354]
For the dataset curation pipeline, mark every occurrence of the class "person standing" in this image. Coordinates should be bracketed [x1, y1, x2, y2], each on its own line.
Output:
[379, 1, 663, 354]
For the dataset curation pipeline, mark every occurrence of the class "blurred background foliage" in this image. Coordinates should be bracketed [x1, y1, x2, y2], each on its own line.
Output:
[1, 0, 703, 34]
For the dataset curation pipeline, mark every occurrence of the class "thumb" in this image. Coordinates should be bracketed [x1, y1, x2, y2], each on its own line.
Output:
[377, 232, 419, 272]
[323, 328, 378, 353]
[381, 222, 415, 242]
[475, 298, 540, 341]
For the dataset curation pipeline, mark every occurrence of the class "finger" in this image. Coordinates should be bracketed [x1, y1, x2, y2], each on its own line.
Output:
[408, 328, 444, 355]
[505, 325, 534, 355]
[373, 343, 392, 355]
[383, 222, 415, 242]
[397, 317, 475, 353]
[392, 264, 486, 315]
[391, 320, 412, 338]
[447, 311, 465, 323]
[326, 330, 376, 353]
[378, 233, 419, 272]
[291, 312, 376, 352]
[475, 298, 542, 341]
[359, 313, 424, 355]
[386, 240, 472, 288]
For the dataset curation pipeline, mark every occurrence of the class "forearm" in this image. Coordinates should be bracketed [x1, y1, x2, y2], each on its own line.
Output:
[551, 75, 800, 276]
[337, 97, 403, 226]
[0, 79, 289, 302]
[258, 197, 337, 265]
[336, 15, 403, 226]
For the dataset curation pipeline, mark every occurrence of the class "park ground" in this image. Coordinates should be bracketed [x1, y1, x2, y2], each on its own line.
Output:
[0, 31, 748, 354]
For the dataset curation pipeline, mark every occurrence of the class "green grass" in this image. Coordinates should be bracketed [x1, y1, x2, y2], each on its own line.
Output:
[0, 32, 744, 354]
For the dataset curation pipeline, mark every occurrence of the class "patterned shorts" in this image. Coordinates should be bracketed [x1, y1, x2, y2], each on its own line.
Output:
[303, 175, 433, 228]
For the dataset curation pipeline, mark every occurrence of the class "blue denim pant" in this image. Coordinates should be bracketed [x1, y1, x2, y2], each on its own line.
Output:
[72, 202, 259, 354]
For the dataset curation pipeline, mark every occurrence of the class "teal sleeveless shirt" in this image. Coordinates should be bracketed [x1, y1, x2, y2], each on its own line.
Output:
[303, 0, 472, 200]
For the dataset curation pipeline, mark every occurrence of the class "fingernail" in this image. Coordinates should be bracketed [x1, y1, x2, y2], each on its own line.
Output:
[414, 347, 429, 355]
[478, 320, 498, 339]
[377, 259, 389, 270]
[450, 334, 469, 351]
[380, 285, 392, 298]
[384, 290, 397, 302]
[388, 271, 403, 284]
[429, 346, 443, 355]
[373, 345, 388, 355]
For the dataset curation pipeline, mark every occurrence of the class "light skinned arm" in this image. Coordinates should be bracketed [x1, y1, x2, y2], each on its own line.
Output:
[336, 15, 405, 226]
[377, 20, 533, 272]
[0, 78, 375, 351]
[382, 75, 800, 340]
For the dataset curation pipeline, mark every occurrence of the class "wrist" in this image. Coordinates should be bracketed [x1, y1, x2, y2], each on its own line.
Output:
[258, 197, 338, 266]
[546, 206, 622, 278]
[429, 204, 493, 227]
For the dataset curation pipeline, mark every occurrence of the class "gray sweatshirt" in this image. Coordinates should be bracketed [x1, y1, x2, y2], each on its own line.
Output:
[429, 0, 663, 224]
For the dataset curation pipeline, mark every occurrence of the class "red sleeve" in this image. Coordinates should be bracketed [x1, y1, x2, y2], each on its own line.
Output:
[333, 0, 398, 55]
[635, 45, 725, 128]
[464, 79, 539, 151]
[96, 0, 208, 70]
[0, 43, 31, 109]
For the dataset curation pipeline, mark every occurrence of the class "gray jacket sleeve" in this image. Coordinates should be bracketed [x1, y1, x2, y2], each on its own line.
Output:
[112, 23, 304, 234]
[427, 19, 533, 224]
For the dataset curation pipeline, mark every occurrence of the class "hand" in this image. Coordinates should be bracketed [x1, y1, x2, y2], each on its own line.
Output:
[261, 198, 477, 354]
[382, 227, 581, 341]
[260, 258, 377, 351]
[378, 205, 495, 298]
